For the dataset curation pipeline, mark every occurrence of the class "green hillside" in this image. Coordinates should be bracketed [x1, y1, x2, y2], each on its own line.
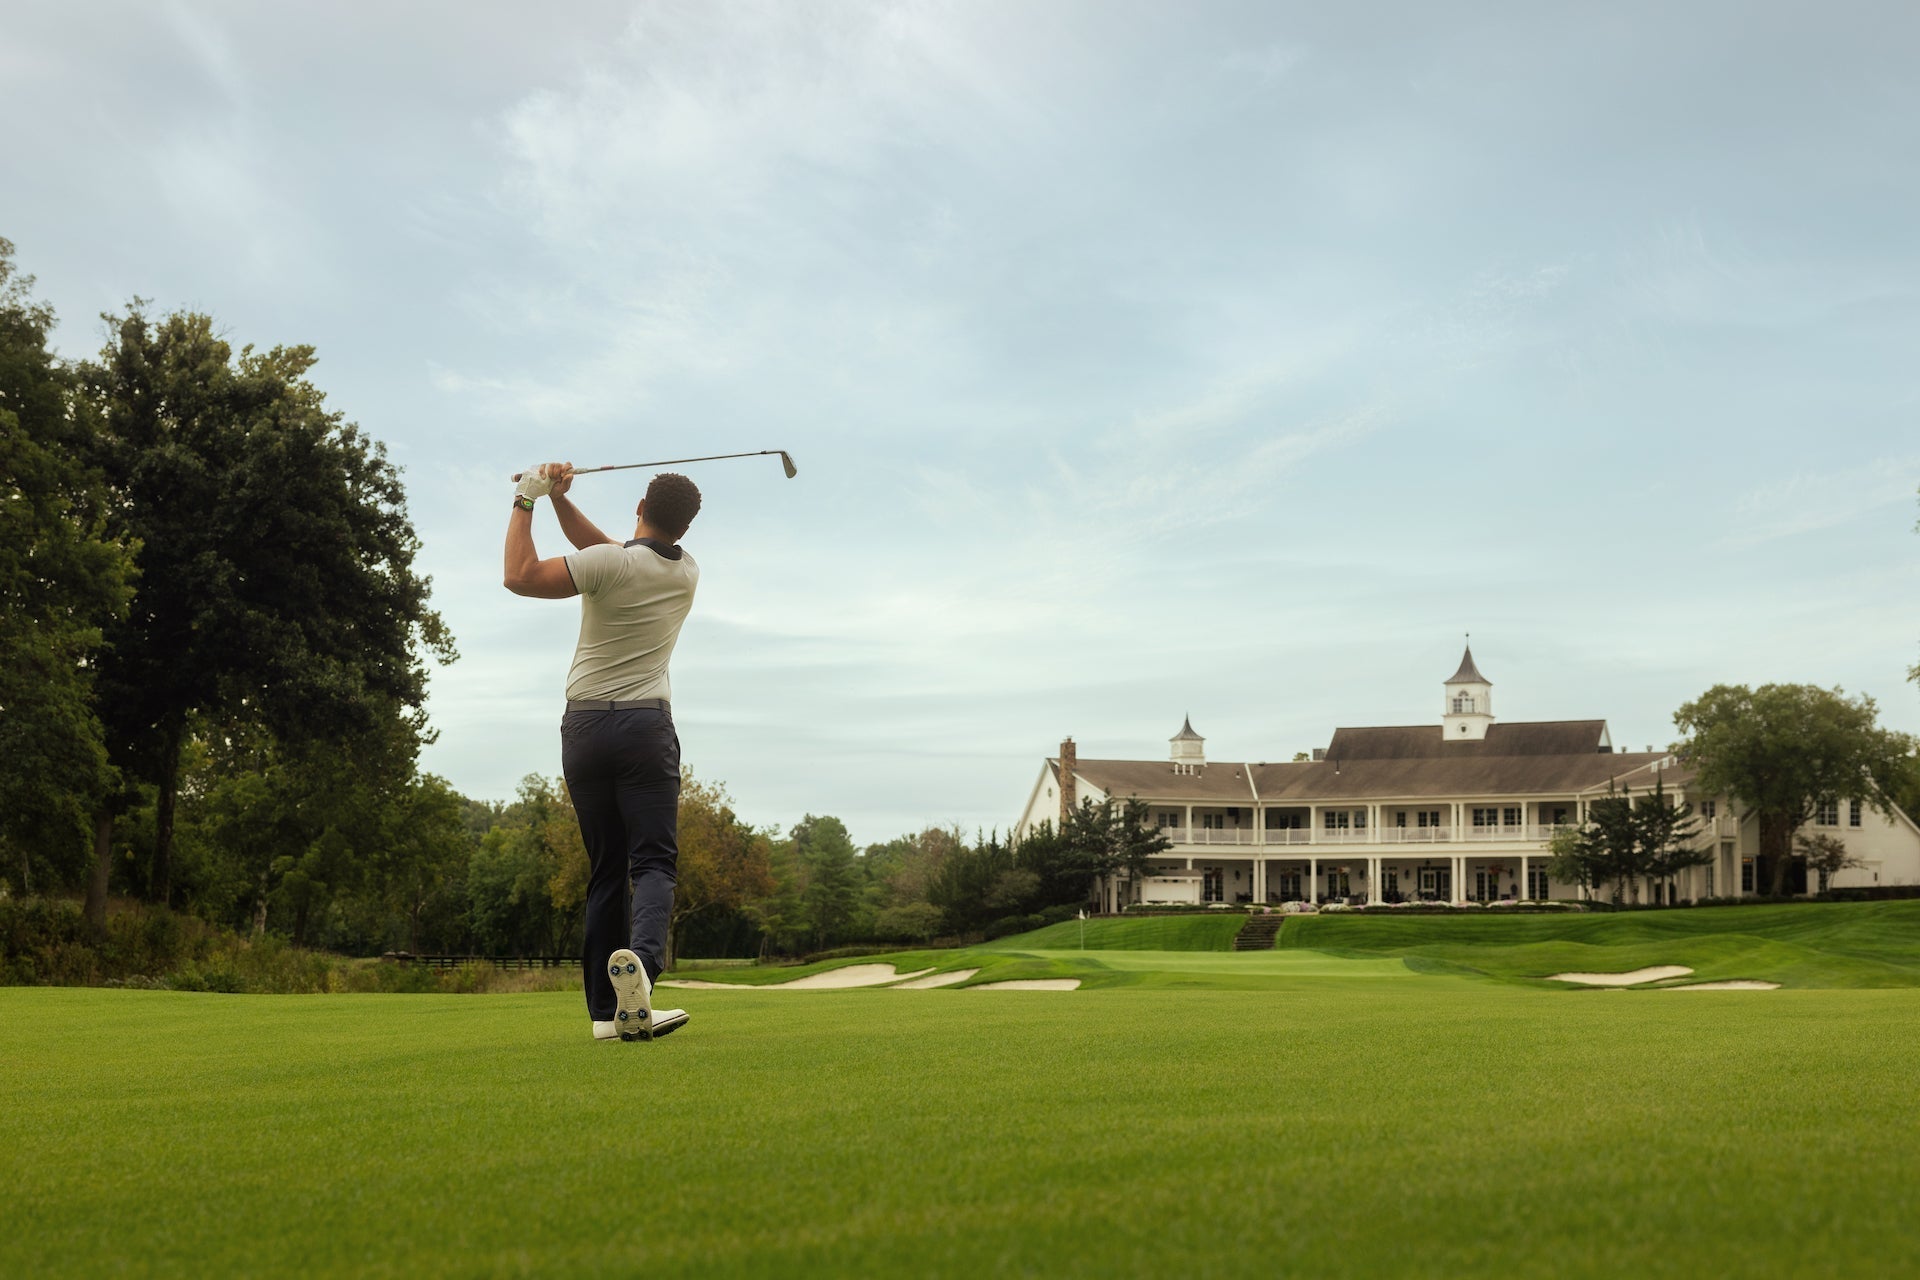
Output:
[1280, 900, 1920, 987]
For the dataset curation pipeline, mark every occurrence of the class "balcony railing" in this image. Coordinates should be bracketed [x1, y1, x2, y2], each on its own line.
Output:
[1378, 827, 1453, 844]
[1153, 822, 1583, 849]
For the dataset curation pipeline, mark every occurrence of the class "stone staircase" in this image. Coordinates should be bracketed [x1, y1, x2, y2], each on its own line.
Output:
[1232, 913, 1285, 951]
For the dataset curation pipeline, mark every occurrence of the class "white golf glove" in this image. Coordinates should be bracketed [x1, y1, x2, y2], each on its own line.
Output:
[515, 465, 555, 502]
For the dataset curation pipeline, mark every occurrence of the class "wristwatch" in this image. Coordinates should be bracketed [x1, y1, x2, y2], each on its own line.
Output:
[513, 495, 536, 511]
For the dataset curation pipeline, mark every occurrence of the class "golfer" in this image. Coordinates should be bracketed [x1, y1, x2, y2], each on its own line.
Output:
[504, 462, 701, 1042]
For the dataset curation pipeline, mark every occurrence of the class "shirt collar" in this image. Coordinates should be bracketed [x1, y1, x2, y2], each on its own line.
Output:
[624, 537, 684, 560]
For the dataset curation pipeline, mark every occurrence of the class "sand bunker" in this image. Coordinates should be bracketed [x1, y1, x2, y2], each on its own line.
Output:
[1665, 980, 1781, 991]
[970, 979, 1082, 991]
[661, 964, 932, 991]
[1547, 965, 1693, 987]
[890, 969, 978, 988]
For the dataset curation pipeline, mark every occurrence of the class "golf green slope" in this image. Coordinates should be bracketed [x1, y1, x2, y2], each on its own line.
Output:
[7, 983, 1919, 1278]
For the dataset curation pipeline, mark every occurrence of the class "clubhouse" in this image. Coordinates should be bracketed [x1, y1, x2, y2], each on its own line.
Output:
[1013, 646, 1920, 910]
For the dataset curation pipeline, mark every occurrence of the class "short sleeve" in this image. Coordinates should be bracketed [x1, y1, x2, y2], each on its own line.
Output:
[565, 543, 624, 597]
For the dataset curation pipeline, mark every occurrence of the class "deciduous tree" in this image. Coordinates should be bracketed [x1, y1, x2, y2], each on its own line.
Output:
[0, 240, 135, 906]
[80, 307, 454, 906]
[668, 772, 774, 966]
[1675, 684, 1913, 896]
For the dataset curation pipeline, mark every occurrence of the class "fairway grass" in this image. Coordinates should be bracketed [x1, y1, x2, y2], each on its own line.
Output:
[8, 982, 1920, 1278]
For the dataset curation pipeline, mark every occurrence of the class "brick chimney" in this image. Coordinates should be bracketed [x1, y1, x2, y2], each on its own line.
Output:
[1059, 737, 1077, 824]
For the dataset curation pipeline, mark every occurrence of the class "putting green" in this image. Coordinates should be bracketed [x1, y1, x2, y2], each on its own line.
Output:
[7, 979, 1919, 1277]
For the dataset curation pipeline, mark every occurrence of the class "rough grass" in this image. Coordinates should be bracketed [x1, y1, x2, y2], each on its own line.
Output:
[7, 983, 1919, 1278]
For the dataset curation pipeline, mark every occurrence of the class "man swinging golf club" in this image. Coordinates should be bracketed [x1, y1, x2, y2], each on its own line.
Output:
[504, 461, 700, 1042]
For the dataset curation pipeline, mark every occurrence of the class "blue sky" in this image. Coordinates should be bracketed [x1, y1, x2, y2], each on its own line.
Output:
[6, 2, 1917, 844]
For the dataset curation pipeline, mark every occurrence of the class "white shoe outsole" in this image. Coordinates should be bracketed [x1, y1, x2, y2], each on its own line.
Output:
[608, 949, 653, 1041]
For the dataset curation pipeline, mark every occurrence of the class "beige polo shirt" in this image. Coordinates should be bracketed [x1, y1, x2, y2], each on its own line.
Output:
[563, 538, 699, 702]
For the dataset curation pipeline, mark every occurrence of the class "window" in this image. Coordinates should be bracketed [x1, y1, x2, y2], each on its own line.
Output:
[1502, 807, 1522, 828]
[1202, 813, 1224, 830]
[1324, 869, 1350, 898]
[1157, 811, 1180, 830]
[1472, 807, 1496, 828]
[1323, 811, 1350, 831]
[1700, 799, 1716, 819]
[1815, 799, 1839, 827]
[1817, 866, 1831, 892]
[1395, 811, 1408, 828]
[1741, 859, 1754, 893]
[1416, 810, 1442, 828]
[1546, 806, 1570, 826]
[1353, 809, 1367, 830]
[1850, 800, 1862, 828]
[1453, 693, 1476, 714]
[1385, 868, 1400, 896]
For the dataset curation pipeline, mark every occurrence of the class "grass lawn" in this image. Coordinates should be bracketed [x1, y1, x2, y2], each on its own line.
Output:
[8, 974, 1920, 1277]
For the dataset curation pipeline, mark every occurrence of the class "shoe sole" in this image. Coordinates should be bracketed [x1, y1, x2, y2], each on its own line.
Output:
[651, 1010, 689, 1040]
[608, 949, 653, 1042]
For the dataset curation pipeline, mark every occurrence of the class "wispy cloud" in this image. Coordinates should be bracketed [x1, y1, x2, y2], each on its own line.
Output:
[1721, 457, 1920, 548]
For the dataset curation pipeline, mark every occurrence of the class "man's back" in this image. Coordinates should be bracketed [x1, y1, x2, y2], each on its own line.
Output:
[564, 538, 699, 703]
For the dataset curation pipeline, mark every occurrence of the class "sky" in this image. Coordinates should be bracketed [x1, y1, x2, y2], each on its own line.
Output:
[5, 1, 1918, 845]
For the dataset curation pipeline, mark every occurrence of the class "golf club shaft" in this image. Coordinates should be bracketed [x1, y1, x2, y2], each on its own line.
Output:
[511, 450, 795, 481]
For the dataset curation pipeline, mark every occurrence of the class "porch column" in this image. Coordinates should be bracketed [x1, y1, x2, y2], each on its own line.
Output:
[1256, 858, 1265, 903]
[1520, 854, 1530, 901]
[1184, 804, 1193, 838]
[1453, 855, 1463, 903]
[1309, 857, 1318, 903]
[1369, 856, 1380, 903]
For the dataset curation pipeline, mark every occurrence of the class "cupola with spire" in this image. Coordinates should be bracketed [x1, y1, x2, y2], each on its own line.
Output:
[1442, 641, 1494, 740]
[1169, 715, 1205, 771]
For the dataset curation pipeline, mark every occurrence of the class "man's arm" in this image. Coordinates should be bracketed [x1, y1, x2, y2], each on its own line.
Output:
[504, 466, 579, 599]
[552, 492, 619, 550]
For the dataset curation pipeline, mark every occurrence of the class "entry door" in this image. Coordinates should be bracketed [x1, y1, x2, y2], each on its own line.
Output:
[1203, 867, 1224, 903]
[1527, 867, 1549, 899]
[1418, 867, 1438, 899]
[1475, 870, 1494, 901]
[1278, 872, 1301, 900]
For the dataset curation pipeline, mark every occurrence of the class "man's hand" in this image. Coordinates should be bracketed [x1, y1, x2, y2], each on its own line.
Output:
[547, 462, 575, 498]
[516, 463, 568, 503]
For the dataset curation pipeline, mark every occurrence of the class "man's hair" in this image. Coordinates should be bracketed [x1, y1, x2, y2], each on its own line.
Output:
[643, 472, 702, 541]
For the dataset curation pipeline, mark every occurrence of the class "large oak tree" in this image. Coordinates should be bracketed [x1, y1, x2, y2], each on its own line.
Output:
[1674, 684, 1913, 897]
[80, 307, 454, 908]
[0, 240, 135, 902]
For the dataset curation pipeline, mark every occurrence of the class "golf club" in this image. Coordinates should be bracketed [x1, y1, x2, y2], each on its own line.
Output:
[511, 450, 797, 482]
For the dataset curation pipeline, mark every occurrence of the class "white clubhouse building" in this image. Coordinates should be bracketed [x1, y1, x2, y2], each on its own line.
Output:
[1014, 647, 1920, 910]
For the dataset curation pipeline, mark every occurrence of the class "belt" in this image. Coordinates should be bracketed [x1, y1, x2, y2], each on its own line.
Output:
[566, 698, 671, 713]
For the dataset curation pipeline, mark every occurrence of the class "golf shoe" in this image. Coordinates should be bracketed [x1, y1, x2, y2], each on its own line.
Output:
[608, 949, 653, 1041]
[591, 1019, 620, 1041]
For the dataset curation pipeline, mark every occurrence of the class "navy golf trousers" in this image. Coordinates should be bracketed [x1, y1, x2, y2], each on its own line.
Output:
[561, 705, 680, 1020]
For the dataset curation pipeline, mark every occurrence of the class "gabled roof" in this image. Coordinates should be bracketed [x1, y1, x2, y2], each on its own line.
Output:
[1170, 716, 1203, 742]
[1067, 759, 1257, 802]
[1446, 645, 1490, 685]
[1326, 721, 1609, 760]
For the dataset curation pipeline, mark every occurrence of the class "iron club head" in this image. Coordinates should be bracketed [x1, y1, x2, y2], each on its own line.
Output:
[778, 450, 797, 479]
